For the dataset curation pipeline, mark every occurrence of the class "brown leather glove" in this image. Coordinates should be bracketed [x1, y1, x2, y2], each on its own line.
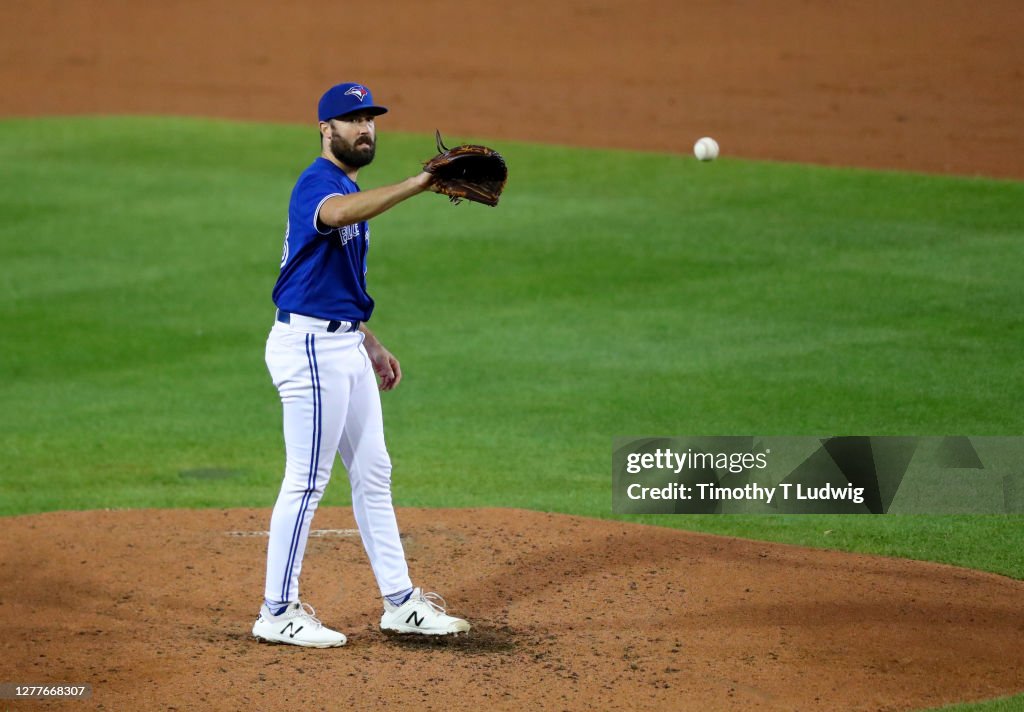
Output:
[423, 131, 508, 207]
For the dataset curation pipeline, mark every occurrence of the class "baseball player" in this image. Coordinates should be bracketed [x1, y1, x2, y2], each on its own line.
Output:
[252, 82, 470, 647]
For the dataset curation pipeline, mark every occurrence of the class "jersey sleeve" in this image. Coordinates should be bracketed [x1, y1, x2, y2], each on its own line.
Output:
[291, 172, 345, 236]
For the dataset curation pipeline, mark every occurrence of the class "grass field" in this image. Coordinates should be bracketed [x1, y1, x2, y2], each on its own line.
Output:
[2, 116, 1023, 710]
[1, 115, 1022, 566]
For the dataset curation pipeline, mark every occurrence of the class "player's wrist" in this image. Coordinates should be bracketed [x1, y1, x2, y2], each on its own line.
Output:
[411, 172, 434, 193]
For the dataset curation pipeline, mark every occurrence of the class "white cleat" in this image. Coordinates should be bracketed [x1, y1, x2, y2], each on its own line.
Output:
[252, 602, 347, 648]
[380, 588, 471, 636]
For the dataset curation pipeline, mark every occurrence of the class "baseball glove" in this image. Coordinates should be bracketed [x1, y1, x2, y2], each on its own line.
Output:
[423, 131, 508, 207]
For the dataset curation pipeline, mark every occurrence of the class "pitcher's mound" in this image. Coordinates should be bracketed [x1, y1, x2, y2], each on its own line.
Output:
[1, 508, 1021, 710]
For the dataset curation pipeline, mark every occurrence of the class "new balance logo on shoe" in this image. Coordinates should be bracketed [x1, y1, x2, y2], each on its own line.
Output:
[252, 601, 346, 647]
[379, 588, 470, 636]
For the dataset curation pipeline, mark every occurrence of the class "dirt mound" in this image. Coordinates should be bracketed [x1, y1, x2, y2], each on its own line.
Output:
[1, 508, 1021, 710]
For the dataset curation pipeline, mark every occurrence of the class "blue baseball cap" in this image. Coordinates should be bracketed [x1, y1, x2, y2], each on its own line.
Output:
[317, 83, 388, 122]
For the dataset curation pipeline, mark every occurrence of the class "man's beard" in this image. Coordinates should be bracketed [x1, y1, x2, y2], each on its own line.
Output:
[330, 133, 376, 168]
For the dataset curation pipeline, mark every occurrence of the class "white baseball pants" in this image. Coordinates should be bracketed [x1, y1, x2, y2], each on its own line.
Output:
[263, 320, 412, 604]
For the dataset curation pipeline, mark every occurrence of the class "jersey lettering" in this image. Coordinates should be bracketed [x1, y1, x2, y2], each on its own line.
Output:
[337, 224, 359, 247]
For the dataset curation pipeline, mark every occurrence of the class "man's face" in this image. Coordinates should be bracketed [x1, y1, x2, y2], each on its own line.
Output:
[325, 112, 377, 168]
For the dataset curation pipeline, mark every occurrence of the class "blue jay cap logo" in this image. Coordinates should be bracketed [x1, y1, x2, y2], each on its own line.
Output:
[318, 82, 388, 122]
[344, 85, 369, 101]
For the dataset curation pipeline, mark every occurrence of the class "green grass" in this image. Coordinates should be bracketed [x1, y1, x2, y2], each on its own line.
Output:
[1, 116, 1022, 587]
[926, 695, 1024, 712]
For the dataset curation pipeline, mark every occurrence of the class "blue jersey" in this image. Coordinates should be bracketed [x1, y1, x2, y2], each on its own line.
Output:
[272, 157, 373, 322]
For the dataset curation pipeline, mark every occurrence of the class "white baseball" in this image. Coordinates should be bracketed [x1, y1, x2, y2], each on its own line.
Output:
[694, 137, 719, 161]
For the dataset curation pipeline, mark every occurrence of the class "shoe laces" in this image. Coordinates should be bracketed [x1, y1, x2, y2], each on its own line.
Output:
[296, 602, 323, 628]
[419, 591, 448, 614]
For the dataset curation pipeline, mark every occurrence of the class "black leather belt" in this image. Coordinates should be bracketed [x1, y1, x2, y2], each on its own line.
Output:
[276, 309, 360, 333]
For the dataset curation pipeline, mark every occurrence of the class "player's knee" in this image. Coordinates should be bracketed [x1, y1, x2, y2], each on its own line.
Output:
[353, 460, 393, 493]
[282, 464, 333, 494]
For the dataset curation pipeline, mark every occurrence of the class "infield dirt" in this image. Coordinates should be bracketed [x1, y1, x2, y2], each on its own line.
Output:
[2, 508, 1023, 711]
[1, 0, 1023, 178]
[2, 1, 1023, 711]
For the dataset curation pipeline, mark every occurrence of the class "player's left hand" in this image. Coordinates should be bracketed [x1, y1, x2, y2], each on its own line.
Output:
[365, 342, 402, 391]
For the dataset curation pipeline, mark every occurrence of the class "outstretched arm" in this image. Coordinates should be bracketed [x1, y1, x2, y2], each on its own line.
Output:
[359, 324, 402, 391]
[319, 172, 435, 228]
